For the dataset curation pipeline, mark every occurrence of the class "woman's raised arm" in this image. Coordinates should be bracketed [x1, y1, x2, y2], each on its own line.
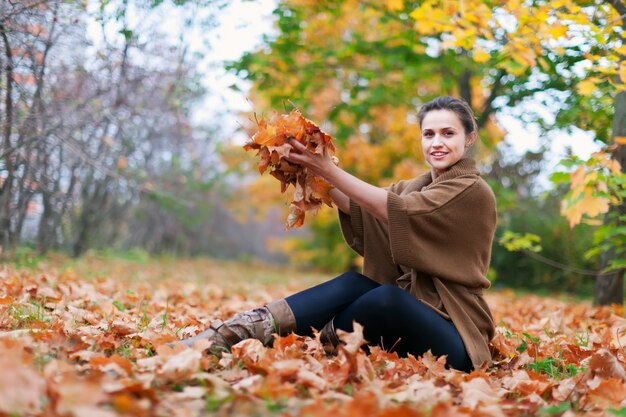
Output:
[329, 188, 350, 214]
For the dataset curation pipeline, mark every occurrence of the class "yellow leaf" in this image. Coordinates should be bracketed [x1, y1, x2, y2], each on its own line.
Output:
[583, 53, 602, 61]
[562, 191, 611, 228]
[454, 29, 475, 49]
[409, 6, 427, 23]
[562, 200, 582, 228]
[610, 158, 622, 174]
[577, 78, 598, 96]
[465, 12, 482, 24]
[412, 44, 426, 54]
[570, 166, 585, 188]
[616, 45, 626, 55]
[616, 136, 626, 145]
[473, 48, 490, 63]
[578, 193, 610, 218]
[548, 24, 568, 40]
[514, 45, 537, 66]
[385, 0, 403, 11]
[583, 170, 598, 183]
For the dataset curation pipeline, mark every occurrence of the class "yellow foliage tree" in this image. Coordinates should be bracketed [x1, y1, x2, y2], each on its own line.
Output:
[229, 0, 625, 283]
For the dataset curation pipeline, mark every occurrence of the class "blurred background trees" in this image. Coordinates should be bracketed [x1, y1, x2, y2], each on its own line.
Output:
[0, 0, 287, 262]
[1, 0, 625, 301]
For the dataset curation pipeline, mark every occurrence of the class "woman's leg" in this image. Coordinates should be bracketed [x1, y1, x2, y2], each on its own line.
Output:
[333, 285, 472, 372]
[285, 271, 380, 336]
[180, 271, 378, 352]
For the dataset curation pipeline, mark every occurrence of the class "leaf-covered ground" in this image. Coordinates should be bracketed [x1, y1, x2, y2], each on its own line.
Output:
[1, 255, 625, 416]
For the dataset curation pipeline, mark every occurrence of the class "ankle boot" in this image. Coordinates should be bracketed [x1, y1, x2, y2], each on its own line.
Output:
[181, 299, 296, 353]
[319, 317, 341, 355]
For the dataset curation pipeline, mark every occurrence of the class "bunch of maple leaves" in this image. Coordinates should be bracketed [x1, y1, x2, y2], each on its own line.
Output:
[2, 259, 626, 416]
[243, 109, 337, 229]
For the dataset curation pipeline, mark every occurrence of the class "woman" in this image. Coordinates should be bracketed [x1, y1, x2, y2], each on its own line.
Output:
[182, 96, 497, 372]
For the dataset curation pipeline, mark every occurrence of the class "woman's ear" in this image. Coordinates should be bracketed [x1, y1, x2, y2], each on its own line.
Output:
[465, 131, 478, 149]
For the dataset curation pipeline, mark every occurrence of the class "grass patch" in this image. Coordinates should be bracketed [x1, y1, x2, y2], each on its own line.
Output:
[34, 252, 329, 290]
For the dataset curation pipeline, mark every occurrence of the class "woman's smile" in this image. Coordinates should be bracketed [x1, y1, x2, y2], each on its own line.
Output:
[430, 151, 449, 160]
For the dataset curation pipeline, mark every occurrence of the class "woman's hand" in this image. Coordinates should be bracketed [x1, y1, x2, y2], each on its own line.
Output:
[285, 138, 337, 178]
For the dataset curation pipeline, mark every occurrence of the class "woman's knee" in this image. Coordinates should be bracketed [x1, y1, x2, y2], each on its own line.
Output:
[334, 271, 380, 291]
[354, 284, 407, 311]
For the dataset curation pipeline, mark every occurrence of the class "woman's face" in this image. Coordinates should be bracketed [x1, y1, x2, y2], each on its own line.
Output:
[420, 109, 475, 178]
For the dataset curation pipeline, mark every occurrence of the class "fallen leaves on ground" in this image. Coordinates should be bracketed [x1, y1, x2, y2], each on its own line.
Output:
[1, 258, 626, 416]
[243, 109, 337, 229]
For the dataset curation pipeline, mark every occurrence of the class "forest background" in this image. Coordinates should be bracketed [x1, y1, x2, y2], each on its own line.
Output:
[1, 0, 626, 302]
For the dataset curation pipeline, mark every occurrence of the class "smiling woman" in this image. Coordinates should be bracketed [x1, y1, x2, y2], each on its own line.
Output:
[420, 97, 478, 178]
[180, 96, 498, 373]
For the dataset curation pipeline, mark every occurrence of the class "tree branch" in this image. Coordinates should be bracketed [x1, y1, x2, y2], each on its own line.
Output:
[477, 69, 506, 129]
[608, 0, 626, 29]
[0, 1, 50, 24]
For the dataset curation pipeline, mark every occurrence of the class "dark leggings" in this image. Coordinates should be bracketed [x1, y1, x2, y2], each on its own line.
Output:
[285, 271, 472, 372]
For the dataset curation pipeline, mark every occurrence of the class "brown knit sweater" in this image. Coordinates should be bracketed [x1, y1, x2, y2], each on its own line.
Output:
[338, 158, 497, 369]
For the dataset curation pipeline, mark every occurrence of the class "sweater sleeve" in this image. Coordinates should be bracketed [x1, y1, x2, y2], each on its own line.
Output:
[338, 180, 405, 257]
[387, 177, 496, 288]
[338, 199, 365, 256]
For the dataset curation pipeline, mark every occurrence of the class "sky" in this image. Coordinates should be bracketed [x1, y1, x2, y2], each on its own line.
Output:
[193, 0, 277, 130]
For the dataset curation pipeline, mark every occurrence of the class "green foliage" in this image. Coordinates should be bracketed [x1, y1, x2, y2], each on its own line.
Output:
[516, 332, 585, 380]
[540, 403, 571, 416]
[4, 246, 43, 269]
[280, 209, 356, 272]
[487, 147, 597, 295]
[117, 341, 134, 359]
[112, 300, 127, 312]
[138, 299, 151, 330]
[527, 357, 585, 379]
[499, 231, 542, 253]
[98, 248, 151, 263]
[9, 301, 50, 329]
[516, 332, 539, 353]
[587, 216, 626, 271]
[552, 152, 626, 273]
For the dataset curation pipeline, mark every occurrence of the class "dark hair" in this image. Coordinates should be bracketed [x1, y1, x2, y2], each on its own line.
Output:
[417, 96, 478, 135]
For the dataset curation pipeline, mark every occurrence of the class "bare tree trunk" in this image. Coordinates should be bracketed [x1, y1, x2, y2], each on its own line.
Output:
[459, 67, 472, 109]
[38, 150, 79, 254]
[0, 23, 14, 251]
[12, 162, 34, 244]
[594, 92, 626, 305]
[37, 191, 54, 253]
[73, 176, 113, 257]
[594, 0, 626, 305]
